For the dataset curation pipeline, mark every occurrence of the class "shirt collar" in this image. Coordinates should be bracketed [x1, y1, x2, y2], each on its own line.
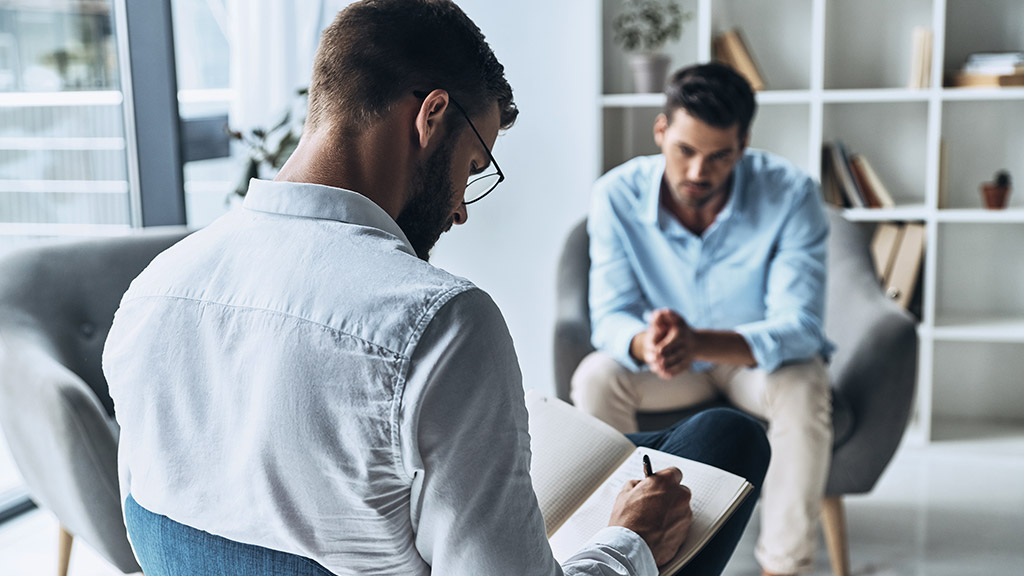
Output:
[242, 178, 416, 256]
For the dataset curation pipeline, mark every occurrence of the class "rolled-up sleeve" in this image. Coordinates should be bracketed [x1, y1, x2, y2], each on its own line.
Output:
[403, 288, 657, 575]
[734, 180, 833, 372]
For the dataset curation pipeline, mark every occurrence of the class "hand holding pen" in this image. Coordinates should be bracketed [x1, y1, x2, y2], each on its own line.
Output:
[606, 454, 694, 567]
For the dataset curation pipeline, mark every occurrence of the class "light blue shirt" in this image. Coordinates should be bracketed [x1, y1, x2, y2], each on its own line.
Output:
[588, 150, 833, 373]
[104, 179, 657, 576]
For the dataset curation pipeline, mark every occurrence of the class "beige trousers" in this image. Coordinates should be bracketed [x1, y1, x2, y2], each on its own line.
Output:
[571, 351, 832, 575]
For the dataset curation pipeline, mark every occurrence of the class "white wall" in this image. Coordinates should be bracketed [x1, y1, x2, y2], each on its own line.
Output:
[430, 1, 601, 395]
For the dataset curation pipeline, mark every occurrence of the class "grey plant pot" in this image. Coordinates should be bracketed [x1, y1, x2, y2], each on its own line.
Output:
[629, 53, 670, 93]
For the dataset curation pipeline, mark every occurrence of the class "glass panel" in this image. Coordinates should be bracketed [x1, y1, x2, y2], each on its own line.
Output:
[0, 0, 132, 255]
[171, 0, 238, 228]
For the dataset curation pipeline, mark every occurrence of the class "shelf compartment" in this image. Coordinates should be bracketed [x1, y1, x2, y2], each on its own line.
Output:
[824, 0, 934, 90]
[601, 106, 661, 174]
[823, 101, 929, 206]
[711, 0, 813, 91]
[934, 224, 1024, 321]
[928, 417, 1024, 453]
[940, 100, 1024, 210]
[749, 104, 810, 174]
[601, 0, 701, 95]
[943, 0, 1024, 88]
[931, 341, 1024, 430]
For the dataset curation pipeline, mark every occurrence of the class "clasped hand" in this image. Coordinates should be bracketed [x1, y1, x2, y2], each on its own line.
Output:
[636, 308, 697, 379]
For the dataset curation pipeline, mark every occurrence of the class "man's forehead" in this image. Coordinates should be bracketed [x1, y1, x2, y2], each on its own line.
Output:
[666, 109, 741, 145]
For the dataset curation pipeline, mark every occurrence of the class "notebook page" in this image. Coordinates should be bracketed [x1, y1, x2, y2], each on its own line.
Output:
[549, 448, 751, 573]
[526, 391, 635, 536]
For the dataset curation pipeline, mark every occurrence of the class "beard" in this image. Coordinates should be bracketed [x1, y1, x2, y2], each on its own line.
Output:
[396, 137, 458, 261]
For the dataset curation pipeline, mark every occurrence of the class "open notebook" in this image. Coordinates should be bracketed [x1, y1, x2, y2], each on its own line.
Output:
[526, 391, 753, 575]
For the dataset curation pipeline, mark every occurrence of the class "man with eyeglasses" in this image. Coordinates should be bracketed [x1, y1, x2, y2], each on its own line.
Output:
[103, 2, 767, 575]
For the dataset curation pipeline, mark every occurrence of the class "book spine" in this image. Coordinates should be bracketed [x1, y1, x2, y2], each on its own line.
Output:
[830, 141, 865, 208]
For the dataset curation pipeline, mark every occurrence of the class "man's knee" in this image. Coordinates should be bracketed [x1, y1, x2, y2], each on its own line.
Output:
[763, 359, 831, 417]
[570, 352, 633, 407]
[684, 408, 771, 488]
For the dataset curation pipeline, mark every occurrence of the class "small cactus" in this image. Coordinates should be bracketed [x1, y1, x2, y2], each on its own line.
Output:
[994, 170, 1011, 189]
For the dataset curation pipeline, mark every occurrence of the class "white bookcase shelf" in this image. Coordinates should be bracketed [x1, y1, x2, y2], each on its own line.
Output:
[600, 0, 1024, 444]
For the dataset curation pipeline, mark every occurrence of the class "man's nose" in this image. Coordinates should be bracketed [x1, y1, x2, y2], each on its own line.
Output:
[452, 203, 469, 226]
[687, 156, 707, 180]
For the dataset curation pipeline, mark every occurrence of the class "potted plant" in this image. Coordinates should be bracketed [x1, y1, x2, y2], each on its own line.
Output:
[613, 0, 692, 93]
[980, 170, 1012, 209]
[228, 87, 308, 199]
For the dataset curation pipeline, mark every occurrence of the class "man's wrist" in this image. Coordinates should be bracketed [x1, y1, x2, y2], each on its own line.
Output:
[629, 332, 647, 365]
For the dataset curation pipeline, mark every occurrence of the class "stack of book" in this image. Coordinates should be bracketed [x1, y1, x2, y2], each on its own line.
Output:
[820, 141, 896, 210]
[870, 222, 925, 311]
[713, 28, 765, 91]
[954, 51, 1024, 87]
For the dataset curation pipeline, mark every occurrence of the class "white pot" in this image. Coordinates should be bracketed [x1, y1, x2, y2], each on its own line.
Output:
[628, 53, 671, 94]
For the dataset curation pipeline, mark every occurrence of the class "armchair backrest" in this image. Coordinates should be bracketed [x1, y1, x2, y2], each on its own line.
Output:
[0, 229, 189, 573]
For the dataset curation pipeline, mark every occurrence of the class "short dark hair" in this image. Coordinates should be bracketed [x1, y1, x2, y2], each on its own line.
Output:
[663, 62, 756, 139]
[307, 0, 518, 133]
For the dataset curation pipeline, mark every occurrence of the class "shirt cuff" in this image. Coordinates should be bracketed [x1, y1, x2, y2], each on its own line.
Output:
[563, 526, 658, 576]
[734, 323, 782, 373]
[592, 312, 649, 372]
[607, 316, 648, 372]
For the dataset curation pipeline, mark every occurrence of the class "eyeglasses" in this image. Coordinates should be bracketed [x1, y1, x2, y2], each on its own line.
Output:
[413, 91, 504, 205]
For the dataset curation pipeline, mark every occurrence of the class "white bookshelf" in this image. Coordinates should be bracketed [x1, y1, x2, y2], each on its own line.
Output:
[600, 0, 1024, 445]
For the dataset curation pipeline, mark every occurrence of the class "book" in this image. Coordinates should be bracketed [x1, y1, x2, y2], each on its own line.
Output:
[526, 391, 753, 575]
[909, 27, 933, 89]
[954, 72, 1024, 87]
[848, 155, 879, 208]
[819, 145, 844, 207]
[827, 141, 865, 208]
[883, 223, 926, 309]
[713, 28, 765, 91]
[850, 154, 896, 209]
[870, 223, 903, 283]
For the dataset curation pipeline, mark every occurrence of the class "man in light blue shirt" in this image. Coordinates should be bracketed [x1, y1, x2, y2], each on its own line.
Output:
[103, 3, 769, 576]
[572, 63, 833, 576]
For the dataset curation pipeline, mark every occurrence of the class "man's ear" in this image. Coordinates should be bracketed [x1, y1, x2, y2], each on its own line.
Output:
[653, 113, 668, 148]
[414, 89, 450, 151]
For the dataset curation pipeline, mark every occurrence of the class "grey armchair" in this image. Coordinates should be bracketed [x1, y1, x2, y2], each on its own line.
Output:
[553, 209, 917, 576]
[0, 229, 189, 576]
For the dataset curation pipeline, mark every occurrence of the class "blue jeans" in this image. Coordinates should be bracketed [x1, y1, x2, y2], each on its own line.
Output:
[124, 494, 335, 576]
[628, 407, 771, 576]
[125, 407, 768, 576]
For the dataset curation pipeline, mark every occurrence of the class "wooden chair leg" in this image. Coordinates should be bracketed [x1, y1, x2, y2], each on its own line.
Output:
[821, 496, 850, 576]
[58, 524, 73, 576]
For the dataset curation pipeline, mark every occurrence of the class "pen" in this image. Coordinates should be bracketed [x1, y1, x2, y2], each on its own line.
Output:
[642, 454, 653, 478]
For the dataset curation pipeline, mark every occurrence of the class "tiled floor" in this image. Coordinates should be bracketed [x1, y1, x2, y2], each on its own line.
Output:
[3, 427, 1023, 576]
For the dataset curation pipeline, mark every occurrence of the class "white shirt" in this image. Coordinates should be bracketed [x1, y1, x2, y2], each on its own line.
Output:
[104, 179, 657, 576]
